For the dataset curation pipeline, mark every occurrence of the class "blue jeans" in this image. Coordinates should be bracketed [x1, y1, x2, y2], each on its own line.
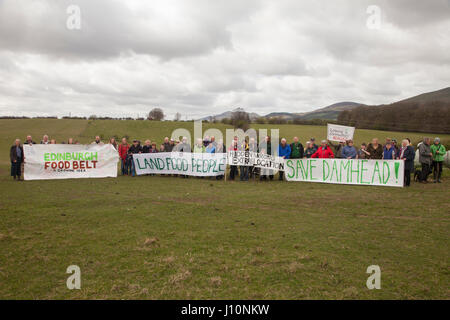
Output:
[130, 157, 136, 176]
[121, 159, 129, 175]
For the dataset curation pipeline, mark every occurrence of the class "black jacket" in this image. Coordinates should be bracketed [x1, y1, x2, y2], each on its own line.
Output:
[399, 146, 415, 171]
[10, 145, 24, 163]
[128, 145, 142, 154]
[163, 142, 173, 152]
[142, 145, 152, 153]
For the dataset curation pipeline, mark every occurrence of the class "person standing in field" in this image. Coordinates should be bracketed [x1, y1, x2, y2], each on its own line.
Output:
[328, 140, 345, 158]
[357, 143, 370, 159]
[194, 138, 206, 153]
[418, 137, 432, 183]
[249, 137, 258, 179]
[150, 142, 158, 153]
[259, 136, 274, 181]
[430, 137, 446, 183]
[366, 138, 383, 159]
[382, 141, 396, 160]
[118, 138, 130, 175]
[278, 138, 291, 181]
[109, 138, 118, 150]
[240, 138, 250, 181]
[67, 138, 74, 144]
[206, 142, 216, 154]
[229, 136, 239, 181]
[142, 140, 152, 153]
[311, 140, 334, 159]
[10, 139, 24, 181]
[310, 138, 318, 150]
[215, 139, 226, 180]
[290, 137, 304, 160]
[342, 140, 357, 159]
[162, 137, 172, 152]
[397, 139, 415, 187]
[91, 136, 104, 145]
[40, 135, 49, 144]
[304, 141, 315, 158]
[128, 139, 142, 177]
[24, 135, 35, 145]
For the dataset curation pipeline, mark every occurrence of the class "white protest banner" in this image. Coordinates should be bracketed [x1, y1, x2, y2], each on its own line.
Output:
[284, 158, 404, 187]
[133, 152, 227, 176]
[327, 124, 355, 142]
[24, 144, 119, 180]
[254, 153, 285, 171]
[227, 151, 256, 166]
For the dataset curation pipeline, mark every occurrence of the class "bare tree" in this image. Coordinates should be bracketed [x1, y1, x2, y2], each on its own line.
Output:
[148, 108, 165, 121]
[174, 112, 182, 121]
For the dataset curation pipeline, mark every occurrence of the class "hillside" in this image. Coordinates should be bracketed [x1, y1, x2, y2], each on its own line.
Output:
[338, 87, 450, 134]
[398, 87, 450, 104]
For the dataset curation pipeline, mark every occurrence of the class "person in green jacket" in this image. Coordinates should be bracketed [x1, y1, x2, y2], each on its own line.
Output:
[430, 137, 446, 183]
[193, 138, 206, 153]
[290, 136, 304, 159]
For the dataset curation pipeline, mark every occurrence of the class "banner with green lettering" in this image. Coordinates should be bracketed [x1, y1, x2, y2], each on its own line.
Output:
[24, 144, 119, 180]
[133, 152, 227, 176]
[284, 158, 404, 187]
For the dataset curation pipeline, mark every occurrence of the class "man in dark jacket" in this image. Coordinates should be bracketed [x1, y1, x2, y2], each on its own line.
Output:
[163, 137, 173, 152]
[24, 135, 35, 145]
[128, 140, 142, 177]
[10, 139, 24, 180]
[418, 137, 432, 183]
[397, 139, 415, 187]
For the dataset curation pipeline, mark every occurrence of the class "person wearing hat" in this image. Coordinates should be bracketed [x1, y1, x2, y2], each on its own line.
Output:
[128, 139, 142, 177]
[311, 140, 334, 158]
[310, 138, 318, 150]
[430, 137, 446, 183]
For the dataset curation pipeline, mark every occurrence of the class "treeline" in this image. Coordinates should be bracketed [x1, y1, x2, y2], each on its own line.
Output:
[210, 117, 329, 126]
[337, 101, 450, 134]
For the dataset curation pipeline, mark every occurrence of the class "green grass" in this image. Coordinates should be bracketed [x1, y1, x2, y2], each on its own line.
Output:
[0, 119, 449, 299]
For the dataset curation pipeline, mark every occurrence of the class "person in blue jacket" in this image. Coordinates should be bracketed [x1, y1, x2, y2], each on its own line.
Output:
[342, 140, 357, 159]
[278, 138, 291, 181]
[383, 141, 396, 160]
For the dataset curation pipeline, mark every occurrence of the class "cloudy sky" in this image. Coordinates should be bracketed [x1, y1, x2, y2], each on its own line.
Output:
[0, 0, 449, 119]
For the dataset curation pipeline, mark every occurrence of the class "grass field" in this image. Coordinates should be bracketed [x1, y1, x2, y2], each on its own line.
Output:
[0, 119, 449, 299]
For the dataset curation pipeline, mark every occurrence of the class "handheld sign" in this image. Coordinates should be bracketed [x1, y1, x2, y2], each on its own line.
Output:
[327, 124, 355, 142]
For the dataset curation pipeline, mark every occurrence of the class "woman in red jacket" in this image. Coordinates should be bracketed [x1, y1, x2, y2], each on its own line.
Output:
[311, 140, 335, 159]
[118, 138, 130, 175]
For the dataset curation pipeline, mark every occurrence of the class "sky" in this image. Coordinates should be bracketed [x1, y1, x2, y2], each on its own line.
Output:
[0, 0, 449, 119]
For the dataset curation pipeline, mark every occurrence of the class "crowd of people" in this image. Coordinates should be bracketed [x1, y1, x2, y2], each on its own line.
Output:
[9, 134, 447, 186]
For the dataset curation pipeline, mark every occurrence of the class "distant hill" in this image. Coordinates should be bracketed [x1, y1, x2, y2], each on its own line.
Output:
[199, 107, 260, 121]
[337, 87, 450, 134]
[263, 102, 364, 121]
[397, 87, 450, 104]
[298, 102, 364, 120]
[199, 87, 450, 123]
